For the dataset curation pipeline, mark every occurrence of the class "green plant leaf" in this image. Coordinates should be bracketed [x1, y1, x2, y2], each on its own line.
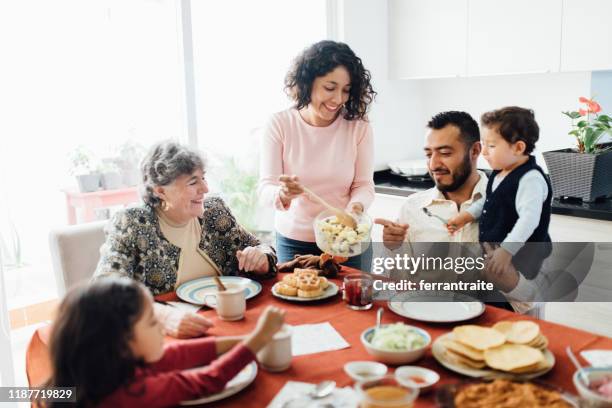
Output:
[577, 121, 588, 128]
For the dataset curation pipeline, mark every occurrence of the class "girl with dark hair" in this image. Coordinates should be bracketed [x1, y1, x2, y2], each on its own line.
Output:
[258, 40, 377, 270]
[46, 277, 285, 407]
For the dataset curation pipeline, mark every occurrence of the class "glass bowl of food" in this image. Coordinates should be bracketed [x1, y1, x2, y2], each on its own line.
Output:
[313, 209, 372, 257]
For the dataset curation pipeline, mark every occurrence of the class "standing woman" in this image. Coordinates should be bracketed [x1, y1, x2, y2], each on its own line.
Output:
[258, 40, 376, 270]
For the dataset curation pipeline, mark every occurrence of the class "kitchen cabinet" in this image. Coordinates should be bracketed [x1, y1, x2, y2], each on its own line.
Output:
[388, 0, 468, 79]
[467, 0, 562, 76]
[389, 0, 612, 78]
[561, 0, 612, 72]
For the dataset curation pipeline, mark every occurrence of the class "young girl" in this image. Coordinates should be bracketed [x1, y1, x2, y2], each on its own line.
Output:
[447, 106, 552, 281]
[46, 277, 285, 407]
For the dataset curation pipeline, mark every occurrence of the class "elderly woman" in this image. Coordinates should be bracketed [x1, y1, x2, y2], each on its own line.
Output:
[95, 141, 277, 338]
[258, 40, 377, 270]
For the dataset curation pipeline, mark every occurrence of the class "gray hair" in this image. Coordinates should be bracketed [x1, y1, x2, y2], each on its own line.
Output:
[140, 141, 206, 208]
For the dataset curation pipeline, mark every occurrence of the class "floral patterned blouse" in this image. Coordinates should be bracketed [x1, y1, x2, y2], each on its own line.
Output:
[94, 197, 277, 295]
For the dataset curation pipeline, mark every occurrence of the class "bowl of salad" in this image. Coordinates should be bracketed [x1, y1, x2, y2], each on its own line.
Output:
[360, 323, 431, 365]
[313, 209, 372, 257]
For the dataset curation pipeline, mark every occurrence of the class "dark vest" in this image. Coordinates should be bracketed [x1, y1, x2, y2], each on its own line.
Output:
[479, 155, 553, 279]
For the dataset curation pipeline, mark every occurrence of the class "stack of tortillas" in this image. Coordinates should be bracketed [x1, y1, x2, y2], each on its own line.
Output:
[441, 321, 552, 374]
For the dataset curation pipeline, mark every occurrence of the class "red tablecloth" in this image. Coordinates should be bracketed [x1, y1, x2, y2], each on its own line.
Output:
[27, 271, 612, 407]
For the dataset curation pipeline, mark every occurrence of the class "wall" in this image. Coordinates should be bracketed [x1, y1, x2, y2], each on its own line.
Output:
[592, 70, 612, 145]
[418, 72, 592, 170]
[338, 0, 425, 170]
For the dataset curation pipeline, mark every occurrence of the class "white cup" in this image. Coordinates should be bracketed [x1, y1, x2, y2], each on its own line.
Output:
[257, 324, 293, 372]
[204, 287, 246, 321]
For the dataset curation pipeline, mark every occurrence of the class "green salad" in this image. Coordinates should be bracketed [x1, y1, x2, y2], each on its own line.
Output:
[370, 323, 426, 351]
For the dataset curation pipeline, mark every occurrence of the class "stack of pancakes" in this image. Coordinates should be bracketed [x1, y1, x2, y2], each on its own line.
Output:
[442, 321, 552, 374]
[276, 269, 329, 298]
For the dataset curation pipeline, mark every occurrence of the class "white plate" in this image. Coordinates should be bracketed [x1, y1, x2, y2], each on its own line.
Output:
[176, 276, 262, 306]
[180, 361, 257, 405]
[271, 281, 339, 302]
[431, 332, 555, 380]
[388, 292, 485, 323]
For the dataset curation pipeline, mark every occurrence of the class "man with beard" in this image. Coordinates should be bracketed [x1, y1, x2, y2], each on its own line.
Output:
[374, 111, 517, 310]
[375, 111, 486, 245]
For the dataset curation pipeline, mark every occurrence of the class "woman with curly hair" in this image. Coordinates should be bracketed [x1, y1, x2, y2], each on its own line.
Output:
[258, 40, 377, 270]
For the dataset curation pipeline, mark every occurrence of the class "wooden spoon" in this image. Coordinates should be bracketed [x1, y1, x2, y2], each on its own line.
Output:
[213, 276, 227, 292]
[302, 186, 357, 229]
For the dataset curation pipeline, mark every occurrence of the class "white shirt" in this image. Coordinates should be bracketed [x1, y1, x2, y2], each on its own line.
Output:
[398, 171, 488, 243]
[467, 169, 549, 255]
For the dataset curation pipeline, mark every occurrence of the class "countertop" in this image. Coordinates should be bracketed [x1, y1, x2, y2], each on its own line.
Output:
[373, 169, 612, 221]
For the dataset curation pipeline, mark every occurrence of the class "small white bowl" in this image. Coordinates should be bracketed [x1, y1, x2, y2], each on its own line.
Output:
[360, 325, 431, 365]
[395, 366, 440, 393]
[344, 361, 388, 382]
[572, 367, 612, 407]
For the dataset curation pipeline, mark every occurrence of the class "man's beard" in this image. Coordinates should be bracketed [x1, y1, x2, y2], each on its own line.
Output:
[432, 152, 473, 193]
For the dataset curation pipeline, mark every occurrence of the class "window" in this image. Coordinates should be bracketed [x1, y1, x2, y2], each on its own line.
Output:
[190, 0, 328, 232]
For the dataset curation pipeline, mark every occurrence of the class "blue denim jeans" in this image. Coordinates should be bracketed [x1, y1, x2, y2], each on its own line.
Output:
[276, 233, 372, 272]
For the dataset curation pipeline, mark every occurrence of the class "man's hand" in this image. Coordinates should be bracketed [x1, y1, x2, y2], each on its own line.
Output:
[374, 218, 409, 250]
[481, 242, 519, 292]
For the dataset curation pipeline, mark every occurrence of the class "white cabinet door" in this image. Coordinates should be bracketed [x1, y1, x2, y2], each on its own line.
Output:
[389, 0, 468, 79]
[467, 0, 562, 76]
[369, 193, 408, 242]
[561, 0, 612, 71]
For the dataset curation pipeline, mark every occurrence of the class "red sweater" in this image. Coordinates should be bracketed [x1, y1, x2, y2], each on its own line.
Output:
[98, 338, 255, 407]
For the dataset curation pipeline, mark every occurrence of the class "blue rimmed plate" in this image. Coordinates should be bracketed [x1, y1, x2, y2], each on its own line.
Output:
[176, 276, 262, 306]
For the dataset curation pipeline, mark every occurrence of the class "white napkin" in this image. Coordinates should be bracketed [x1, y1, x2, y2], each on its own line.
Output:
[290, 322, 350, 356]
[581, 350, 612, 367]
[266, 381, 359, 408]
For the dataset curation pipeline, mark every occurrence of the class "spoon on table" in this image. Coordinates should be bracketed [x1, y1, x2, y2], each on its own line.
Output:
[375, 307, 384, 336]
[302, 186, 357, 230]
[281, 380, 336, 408]
[566, 346, 590, 386]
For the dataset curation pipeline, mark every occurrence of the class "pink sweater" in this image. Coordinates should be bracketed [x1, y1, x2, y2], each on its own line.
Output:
[258, 108, 375, 242]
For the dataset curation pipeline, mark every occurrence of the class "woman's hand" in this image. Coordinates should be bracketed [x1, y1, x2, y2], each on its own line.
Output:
[159, 305, 214, 338]
[349, 202, 364, 215]
[278, 175, 304, 206]
[237, 246, 269, 273]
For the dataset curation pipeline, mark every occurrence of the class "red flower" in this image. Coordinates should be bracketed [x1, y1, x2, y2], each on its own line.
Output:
[579, 96, 602, 114]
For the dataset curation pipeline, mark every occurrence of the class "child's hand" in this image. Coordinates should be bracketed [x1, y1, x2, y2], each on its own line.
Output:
[253, 306, 285, 339]
[446, 211, 474, 235]
[487, 246, 513, 276]
[244, 306, 286, 353]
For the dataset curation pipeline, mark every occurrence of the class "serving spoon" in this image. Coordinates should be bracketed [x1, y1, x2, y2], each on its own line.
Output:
[303, 186, 357, 229]
[566, 346, 590, 386]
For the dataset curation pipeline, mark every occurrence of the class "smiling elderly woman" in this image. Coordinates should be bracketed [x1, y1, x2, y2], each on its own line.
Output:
[95, 141, 277, 338]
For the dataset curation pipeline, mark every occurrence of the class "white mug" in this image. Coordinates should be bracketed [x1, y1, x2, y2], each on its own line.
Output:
[257, 324, 292, 372]
[204, 287, 246, 321]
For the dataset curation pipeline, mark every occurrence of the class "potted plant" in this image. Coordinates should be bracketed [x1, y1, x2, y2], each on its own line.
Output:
[98, 159, 124, 190]
[116, 140, 146, 187]
[69, 146, 101, 193]
[543, 97, 612, 202]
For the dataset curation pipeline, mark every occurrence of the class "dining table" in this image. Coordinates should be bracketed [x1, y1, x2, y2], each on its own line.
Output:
[26, 267, 612, 407]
